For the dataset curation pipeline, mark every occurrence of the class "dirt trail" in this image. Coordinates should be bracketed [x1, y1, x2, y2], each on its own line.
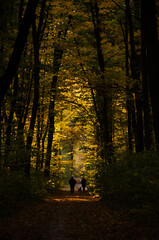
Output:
[0, 191, 158, 240]
[41, 191, 117, 240]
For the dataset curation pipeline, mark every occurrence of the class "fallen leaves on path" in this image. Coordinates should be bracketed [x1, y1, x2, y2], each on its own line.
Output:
[0, 191, 158, 240]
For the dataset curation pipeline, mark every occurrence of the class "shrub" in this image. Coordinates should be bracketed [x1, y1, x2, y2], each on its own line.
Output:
[97, 151, 159, 220]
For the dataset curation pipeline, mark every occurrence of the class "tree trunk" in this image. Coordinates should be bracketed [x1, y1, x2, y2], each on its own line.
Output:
[141, 1, 153, 150]
[16, 70, 33, 170]
[4, 76, 18, 169]
[25, 28, 40, 176]
[0, 0, 40, 106]
[44, 15, 72, 178]
[126, 0, 144, 152]
[124, 14, 133, 152]
[44, 47, 63, 177]
[25, 0, 46, 177]
[40, 86, 47, 169]
[90, 0, 113, 163]
[142, 0, 159, 152]
[41, 122, 48, 169]
[0, 106, 2, 169]
[36, 109, 41, 171]
[4, 3, 24, 170]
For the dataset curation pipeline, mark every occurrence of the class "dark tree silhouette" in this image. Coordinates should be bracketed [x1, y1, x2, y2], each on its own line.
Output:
[0, 0, 40, 106]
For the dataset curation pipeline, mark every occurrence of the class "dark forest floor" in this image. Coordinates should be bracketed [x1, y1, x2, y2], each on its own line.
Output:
[0, 191, 159, 240]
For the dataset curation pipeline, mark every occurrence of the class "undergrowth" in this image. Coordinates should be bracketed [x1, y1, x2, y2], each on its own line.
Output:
[95, 151, 159, 223]
[0, 170, 58, 217]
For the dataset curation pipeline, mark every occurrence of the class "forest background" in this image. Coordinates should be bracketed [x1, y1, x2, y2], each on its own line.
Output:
[0, 0, 159, 221]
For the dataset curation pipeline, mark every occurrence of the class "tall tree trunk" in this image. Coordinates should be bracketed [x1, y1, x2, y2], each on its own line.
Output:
[90, 0, 113, 163]
[36, 108, 41, 171]
[44, 46, 63, 177]
[44, 15, 72, 178]
[121, 4, 138, 153]
[40, 86, 46, 169]
[123, 14, 133, 152]
[16, 71, 33, 169]
[4, 2, 24, 170]
[41, 122, 48, 169]
[4, 76, 18, 169]
[25, 31, 40, 176]
[25, 0, 46, 177]
[142, 0, 159, 152]
[141, 1, 153, 150]
[126, 0, 144, 152]
[0, 0, 40, 106]
[0, 107, 2, 169]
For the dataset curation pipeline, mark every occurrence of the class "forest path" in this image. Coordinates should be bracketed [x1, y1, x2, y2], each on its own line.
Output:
[0, 190, 158, 240]
[41, 191, 118, 240]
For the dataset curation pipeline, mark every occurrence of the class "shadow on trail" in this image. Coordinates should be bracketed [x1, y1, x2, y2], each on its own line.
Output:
[41, 191, 120, 240]
[41, 191, 159, 240]
[1, 190, 158, 240]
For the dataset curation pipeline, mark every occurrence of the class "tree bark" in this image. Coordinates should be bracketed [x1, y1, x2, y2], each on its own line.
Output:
[121, 14, 133, 152]
[141, 0, 153, 150]
[25, 0, 47, 177]
[44, 15, 72, 177]
[4, 76, 18, 169]
[0, 0, 39, 106]
[44, 47, 63, 177]
[142, 0, 159, 152]
[90, 0, 113, 163]
[4, 1, 24, 170]
[126, 0, 144, 152]
[36, 109, 41, 171]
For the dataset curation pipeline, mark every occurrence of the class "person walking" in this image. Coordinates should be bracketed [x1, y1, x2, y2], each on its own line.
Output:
[81, 177, 86, 192]
[69, 176, 76, 193]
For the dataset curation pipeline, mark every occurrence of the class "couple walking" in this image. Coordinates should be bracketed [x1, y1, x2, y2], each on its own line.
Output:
[69, 176, 86, 193]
